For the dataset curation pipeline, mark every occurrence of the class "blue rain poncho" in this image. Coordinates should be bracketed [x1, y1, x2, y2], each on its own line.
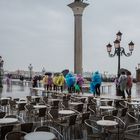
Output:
[65, 73, 76, 88]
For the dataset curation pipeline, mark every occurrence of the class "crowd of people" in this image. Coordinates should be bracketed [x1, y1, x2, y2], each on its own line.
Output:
[31, 71, 103, 95]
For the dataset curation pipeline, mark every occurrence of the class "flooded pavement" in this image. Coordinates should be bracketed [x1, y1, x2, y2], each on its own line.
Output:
[0, 82, 140, 98]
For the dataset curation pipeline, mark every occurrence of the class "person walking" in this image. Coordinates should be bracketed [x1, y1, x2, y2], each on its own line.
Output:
[53, 74, 59, 91]
[76, 74, 84, 94]
[118, 71, 127, 99]
[47, 75, 53, 91]
[92, 71, 102, 97]
[126, 71, 133, 99]
[65, 73, 76, 93]
[42, 74, 48, 90]
[57, 73, 65, 92]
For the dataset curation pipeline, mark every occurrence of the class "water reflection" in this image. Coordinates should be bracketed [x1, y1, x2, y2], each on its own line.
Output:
[136, 83, 140, 94]
[0, 88, 3, 98]
[6, 85, 12, 92]
[19, 85, 25, 91]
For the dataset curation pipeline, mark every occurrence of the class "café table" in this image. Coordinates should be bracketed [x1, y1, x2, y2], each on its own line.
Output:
[0, 118, 18, 125]
[58, 110, 75, 115]
[69, 102, 83, 105]
[99, 106, 114, 110]
[97, 120, 119, 140]
[24, 131, 56, 140]
[99, 106, 114, 115]
[33, 105, 47, 109]
[16, 101, 27, 104]
[0, 97, 11, 100]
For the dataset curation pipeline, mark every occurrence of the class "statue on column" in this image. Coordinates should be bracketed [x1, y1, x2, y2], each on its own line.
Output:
[74, 0, 86, 2]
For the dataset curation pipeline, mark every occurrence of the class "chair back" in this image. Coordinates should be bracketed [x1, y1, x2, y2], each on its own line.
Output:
[38, 108, 47, 117]
[80, 98, 86, 103]
[26, 96, 32, 102]
[84, 119, 101, 134]
[88, 105, 97, 114]
[34, 97, 40, 103]
[61, 100, 69, 109]
[126, 111, 138, 125]
[49, 109, 59, 120]
[34, 126, 51, 132]
[74, 104, 83, 113]
[25, 104, 34, 112]
[21, 123, 33, 133]
[107, 100, 113, 106]
[120, 108, 128, 117]
[18, 103, 26, 111]
[52, 100, 60, 108]
[0, 99, 9, 106]
[87, 97, 94, 104]
[69, 114, 77, 125]
[112, 109, 118, 116]
[81, 112, 90, 123]
[5, 115, 17, 118]
[0, 111, 6, 118]
[5, 131, 27, 140]
[0, 125, 14, 139]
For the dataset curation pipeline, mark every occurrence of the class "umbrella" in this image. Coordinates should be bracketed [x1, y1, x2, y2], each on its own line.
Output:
[45, 72, 52, 76]
[54, 72, 60, 76]
[119, 68, 131, 75]
[61, 69, 69, 77]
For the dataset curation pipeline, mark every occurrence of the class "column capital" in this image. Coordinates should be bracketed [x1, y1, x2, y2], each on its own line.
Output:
[68, 1, 89, 15]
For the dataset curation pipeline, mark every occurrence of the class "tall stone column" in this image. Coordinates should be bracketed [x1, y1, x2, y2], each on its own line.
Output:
[68, 0, 89, 74]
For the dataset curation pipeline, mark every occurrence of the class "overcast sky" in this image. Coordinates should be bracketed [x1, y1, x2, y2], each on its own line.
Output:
[0, 0, 140, 76]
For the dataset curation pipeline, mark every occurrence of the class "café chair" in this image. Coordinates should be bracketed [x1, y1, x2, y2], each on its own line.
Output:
[5, 131, 27, 140]
[21, 122, 33, 133]
[0, 124, 14, 140]
[124, 124, 140, 140]
[84, 119, 103, 140]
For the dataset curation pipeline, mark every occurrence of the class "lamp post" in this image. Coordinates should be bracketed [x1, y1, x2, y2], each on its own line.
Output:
[106, 31, 134, 78]
[106, 31, 134, 96]
[28, 64, 33, 81]
[0, 56, 4, 88]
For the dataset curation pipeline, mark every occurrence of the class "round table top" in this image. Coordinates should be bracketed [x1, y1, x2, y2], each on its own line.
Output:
[58, 110, 75, 115]
[0, 97, 11, 100]
[31, 96, 41, 98]
[97, 120, 118, 126]
[100, 99, 112, 102]
[127, 102, 140, 105]
[16, 101, 27, 104]
[48, 98, 60, 101]
[99, 106, 114, 110]
[24, 131, 56, 140]
[34, 105, 46, 109]
[131, 98, 140, 101]
[69, 102, 83, 105]
[0, 118, 18, 124]
[32, 87, 45, 91]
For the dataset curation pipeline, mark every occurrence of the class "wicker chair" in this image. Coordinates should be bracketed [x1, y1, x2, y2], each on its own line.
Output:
[5, 131, 27, 140]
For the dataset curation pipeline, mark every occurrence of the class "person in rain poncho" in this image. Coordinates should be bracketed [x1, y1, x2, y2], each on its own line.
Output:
[91, 71, 102, 97]
[65, 73, 76, 93]
[75, 74, 84, 94]
[57, 73, 65, 92]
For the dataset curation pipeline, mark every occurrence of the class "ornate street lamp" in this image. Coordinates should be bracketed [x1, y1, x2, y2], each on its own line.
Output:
[28, 64, 33, 81]
[106, 31, 134, 78]
[0, 56, 4, 88]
